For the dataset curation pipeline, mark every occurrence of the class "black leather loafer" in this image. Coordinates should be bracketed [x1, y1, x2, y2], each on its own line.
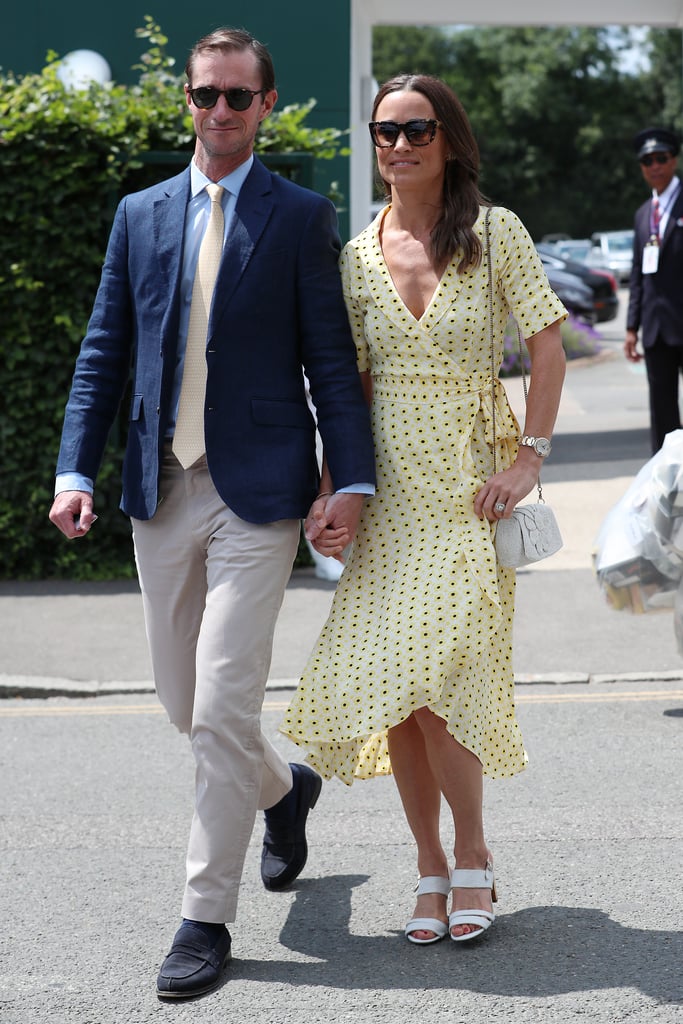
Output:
[156, 920, 231, 1000]
[261, 762, 322, 890]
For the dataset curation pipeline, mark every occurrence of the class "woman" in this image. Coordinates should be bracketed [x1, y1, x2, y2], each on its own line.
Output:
[282, 75, 566, 944]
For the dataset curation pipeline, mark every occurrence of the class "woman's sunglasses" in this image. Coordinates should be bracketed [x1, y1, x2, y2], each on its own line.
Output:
[188, 86, 265, 111]
[640, 152, 673, 167]
[368, 119, 442, 148]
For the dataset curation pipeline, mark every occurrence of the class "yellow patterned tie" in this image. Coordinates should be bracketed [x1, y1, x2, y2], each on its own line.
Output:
[172, 183, 225, 468]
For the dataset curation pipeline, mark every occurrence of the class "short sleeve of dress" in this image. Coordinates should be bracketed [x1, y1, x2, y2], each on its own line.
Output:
[490, 207, 567, 338]
[340, 243, 370, 373]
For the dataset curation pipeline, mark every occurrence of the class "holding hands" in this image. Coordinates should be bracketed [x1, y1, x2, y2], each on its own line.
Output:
[305, 492, 365, 561]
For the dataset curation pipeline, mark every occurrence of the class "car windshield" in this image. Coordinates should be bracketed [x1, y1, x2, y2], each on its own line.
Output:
[605, 233, 633, 254]
[557, 242, 591, 261]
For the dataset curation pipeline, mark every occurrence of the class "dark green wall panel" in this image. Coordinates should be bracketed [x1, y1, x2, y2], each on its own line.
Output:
[2, 2, 351, 233]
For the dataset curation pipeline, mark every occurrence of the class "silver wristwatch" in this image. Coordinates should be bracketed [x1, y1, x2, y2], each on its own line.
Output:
[520, 435, 552, 458]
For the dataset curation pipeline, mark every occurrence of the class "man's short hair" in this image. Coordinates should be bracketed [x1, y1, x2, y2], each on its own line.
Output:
[185, 28, 276, 93]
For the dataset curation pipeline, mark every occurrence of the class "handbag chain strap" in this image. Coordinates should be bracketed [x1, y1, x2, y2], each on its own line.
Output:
[484, 206, 543, 502]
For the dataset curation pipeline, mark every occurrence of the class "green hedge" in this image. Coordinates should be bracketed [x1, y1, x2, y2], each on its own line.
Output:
[0, 20, 347, 579]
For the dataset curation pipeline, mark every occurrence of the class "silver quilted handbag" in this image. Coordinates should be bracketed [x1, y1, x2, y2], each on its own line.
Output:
[494, 501, 563, 568]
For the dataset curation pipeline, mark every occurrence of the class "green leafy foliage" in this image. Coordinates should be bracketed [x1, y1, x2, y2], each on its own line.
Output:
[0, 17, 345, 579]
[259, 99, 349, 159]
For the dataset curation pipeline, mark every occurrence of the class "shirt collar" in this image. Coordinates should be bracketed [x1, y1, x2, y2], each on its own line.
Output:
[190, 154, 254, 199]
[653, 174, 681, 205]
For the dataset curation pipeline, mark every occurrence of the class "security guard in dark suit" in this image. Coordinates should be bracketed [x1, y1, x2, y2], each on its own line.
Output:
[625, 127, 683, 452]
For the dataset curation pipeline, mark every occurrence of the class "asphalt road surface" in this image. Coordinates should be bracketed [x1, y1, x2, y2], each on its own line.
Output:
[2, 682, 682, 1023]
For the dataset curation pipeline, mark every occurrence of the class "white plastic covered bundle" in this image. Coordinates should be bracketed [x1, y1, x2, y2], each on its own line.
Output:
[593, 430, 683, 614]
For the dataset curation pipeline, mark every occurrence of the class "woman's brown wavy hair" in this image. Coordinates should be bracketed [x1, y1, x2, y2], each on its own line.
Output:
[372, 74, 488, 273]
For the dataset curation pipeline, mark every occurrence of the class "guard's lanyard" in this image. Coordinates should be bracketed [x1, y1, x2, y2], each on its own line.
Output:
[644, 184, 680, 274]
[649, 185, 680, 243]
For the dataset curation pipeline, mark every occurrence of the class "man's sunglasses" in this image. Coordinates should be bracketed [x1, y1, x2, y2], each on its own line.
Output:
[188, 86, 265, 111]
[640, 152, 673, 167]
[368, 119, 442, 148]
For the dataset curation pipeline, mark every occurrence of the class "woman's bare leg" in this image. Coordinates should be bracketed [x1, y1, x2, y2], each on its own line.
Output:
[388, 714, 449, 940]
[411, 707, 493, 938]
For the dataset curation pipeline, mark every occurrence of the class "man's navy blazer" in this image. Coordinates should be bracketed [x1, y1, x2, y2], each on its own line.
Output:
[57, 158, 375, 522]
[627, 187, 683, 349]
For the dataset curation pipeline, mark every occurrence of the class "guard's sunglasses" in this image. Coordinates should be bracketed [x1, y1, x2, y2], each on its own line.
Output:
[188, 86, 265, 111]
[368, 119, 442, 148]
[640, 152, 672, 167]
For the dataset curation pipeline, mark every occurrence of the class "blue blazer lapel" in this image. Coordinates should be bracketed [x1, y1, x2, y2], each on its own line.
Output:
[153, 169, 191, 287]
[210, 159, 274, 326]
[150, 169, 191, 355]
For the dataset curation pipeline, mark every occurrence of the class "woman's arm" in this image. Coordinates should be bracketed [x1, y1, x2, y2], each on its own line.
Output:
[474, 319, 566, 521]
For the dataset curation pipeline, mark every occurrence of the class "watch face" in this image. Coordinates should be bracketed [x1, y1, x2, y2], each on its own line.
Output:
[536, 438, 552, 457]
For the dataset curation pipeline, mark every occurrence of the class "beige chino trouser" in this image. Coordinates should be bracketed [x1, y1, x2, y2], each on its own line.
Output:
[132, 448, 299, 923]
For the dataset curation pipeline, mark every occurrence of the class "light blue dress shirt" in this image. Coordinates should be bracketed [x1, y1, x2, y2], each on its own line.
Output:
[168, 157, 254, 433]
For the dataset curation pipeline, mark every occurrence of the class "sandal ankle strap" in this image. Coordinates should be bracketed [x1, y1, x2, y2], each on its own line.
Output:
[450, 862, 494, 890]
[414, 875, 451, 897]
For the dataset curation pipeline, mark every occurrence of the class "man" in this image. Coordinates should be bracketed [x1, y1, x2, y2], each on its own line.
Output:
[49, 28, 375, 1000]
[625, 126, 683, 453]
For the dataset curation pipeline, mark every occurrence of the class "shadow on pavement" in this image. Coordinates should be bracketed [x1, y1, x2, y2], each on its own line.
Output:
[227, 874, 683, 1005]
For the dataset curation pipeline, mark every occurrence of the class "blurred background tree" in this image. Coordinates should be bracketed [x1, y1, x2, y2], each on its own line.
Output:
[373, 24, 683, 240]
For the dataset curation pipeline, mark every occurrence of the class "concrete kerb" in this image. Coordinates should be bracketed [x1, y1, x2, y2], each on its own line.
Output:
[0, 677, 155, 699]
[3, 669, 683, 700]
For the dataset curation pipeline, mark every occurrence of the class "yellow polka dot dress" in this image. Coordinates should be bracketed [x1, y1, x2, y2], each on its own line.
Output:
[282, 206, 566, 785]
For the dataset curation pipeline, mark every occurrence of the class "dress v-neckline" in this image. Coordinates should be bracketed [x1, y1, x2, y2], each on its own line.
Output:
[374, 207, 448, 325]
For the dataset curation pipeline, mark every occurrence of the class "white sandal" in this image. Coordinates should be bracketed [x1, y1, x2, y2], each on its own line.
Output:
[448, 859, 497, 942]
[405, 875, 451, 945]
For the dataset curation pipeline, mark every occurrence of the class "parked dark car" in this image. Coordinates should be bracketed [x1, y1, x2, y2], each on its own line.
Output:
[536, 244, 619, 323]
[537, 264, 597, 324]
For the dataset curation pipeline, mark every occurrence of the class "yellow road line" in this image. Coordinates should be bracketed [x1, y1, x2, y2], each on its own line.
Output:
[0, 704, 166, 717]
[516, 689, 683, 703]
[0, 691, 682, 718]
[0, 700, 291, 718]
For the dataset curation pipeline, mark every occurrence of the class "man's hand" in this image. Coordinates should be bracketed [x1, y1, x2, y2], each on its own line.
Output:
[304, 492, 365, 560]
[49, 490, 97, 539]
[624, 329, 642, 363]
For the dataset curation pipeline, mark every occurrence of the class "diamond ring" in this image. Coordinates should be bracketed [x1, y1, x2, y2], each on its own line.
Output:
[494, 502, 506, 513]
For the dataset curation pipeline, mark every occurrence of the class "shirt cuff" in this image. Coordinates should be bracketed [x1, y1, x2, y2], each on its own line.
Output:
[55, 473, 94, 497]
[336, 483, 375, 495]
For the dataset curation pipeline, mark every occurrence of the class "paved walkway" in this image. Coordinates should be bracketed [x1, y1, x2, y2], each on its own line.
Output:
[2, 295, 681, 696]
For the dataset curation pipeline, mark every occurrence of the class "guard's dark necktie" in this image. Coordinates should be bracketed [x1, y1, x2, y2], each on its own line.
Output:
[651, 194, 661, 241]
